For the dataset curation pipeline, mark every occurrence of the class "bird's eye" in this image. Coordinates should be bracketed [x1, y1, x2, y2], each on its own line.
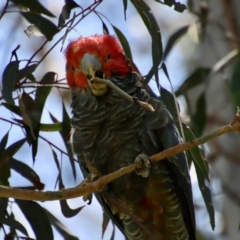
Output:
[72, 66, 76, 71]
[106, 54, 111, 60]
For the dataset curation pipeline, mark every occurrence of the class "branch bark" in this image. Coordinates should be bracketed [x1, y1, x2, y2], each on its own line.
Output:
[0, 110, 239, 201]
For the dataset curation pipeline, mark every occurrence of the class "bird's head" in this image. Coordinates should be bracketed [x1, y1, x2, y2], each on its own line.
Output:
[65, 34, 132, 96]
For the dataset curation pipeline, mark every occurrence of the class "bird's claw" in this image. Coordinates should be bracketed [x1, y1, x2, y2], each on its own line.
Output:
[134, 153, 151, 178]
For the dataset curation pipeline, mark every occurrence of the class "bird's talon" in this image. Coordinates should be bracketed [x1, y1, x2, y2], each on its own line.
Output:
[134, 153, 151, 178]
[83, 193, 92, 205]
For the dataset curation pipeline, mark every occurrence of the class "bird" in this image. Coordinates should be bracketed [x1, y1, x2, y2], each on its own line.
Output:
[65, 34, 196, 240]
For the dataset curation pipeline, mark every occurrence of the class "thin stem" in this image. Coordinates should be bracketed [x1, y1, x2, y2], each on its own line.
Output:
[0, 0, 9, 20]
[39, 135, 77, 162]
[93, 77, 155, 112]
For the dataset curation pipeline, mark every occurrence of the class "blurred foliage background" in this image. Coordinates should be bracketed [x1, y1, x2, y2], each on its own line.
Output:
[0, 0, 240, 239]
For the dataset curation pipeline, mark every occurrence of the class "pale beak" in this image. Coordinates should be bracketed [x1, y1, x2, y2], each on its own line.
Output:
[81, 53, 108, 96]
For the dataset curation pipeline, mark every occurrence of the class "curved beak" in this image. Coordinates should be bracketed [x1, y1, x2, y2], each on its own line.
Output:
[81, 53, 108, 96]
[81, 53, 101, 78]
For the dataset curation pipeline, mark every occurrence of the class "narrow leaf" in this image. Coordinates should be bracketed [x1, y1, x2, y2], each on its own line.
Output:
[35, 72, 56, 113]
[0, 130, 9, 161]
[10, 0, 55, 17]
[102, 211, 111, 238]
[230, 57, 240, 108]
[122, 0, 128, 20]
[176, 68, 210, 96]
[19, 92, 41, 140]
[0, 138, 26, 164]
[160, 86, 179, 119]
[45, 209, 79, 240]
[110, 223, 116, 240]
[0, 216, 29, 236]
[51, 148, 60, 171]
[6, 158, 44, 190]
[132, 0, 163, 86]
[17, 64, 38, 81]
[49, 103, 76, 179]
[40, 122, 62, 132]
[1, 61, 19, 105]
[59, 177, 84, 218]
[21, 12, 58, 41]
[58, 0, 80, 27]
[164, 25, 189, 60]
[112, 25, 132, 61]
[2, 103, 21, 116]
[16, 200, 54, 240]
[191, 93, 206, 136]
[183, 126, 208, 180]
[194, 160, 215, 230]
[102, 20, 109, 35]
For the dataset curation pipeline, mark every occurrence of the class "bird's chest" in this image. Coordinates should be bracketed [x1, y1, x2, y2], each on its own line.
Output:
[71, 100, 146, 176]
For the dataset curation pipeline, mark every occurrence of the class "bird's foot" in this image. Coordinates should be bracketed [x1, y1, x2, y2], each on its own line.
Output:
[134, 153, 151, 178]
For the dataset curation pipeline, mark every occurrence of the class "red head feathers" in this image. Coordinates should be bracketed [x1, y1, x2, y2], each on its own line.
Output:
[65, 35, 132, 88]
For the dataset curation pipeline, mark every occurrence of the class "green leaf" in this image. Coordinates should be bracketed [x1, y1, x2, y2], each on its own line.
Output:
[102, 211, 111, 238]
[6, 158, 44, 190]
[21, 12, 58, 41]
[110, 223, 116, 240]
[102, 20, 109, 35]
[35, 72, 56, 113]
[112, 25, 133, 61]
[191, 93, 206, 136]
[40, 122, 62, 132]
[122, 0, 128, 20]
[2, 103, 21, 116]
[194, 160, 215, 230]
[183, 126, 209, 180]
[16, 200, 54, 240]
[51, 148, 61, 172]
[0, 216, 29, 237]
[230, 57, 240, 108]
[0, 130, 9, 161]
[45, 209, 79, 240]
[61, 102, 76, 179]
[164, 25, 189, 60]
[19, 92, 41, 140]
[0, 138, 26, 164]
[176, 68, 210, 96]
[58, 0, 80, 27]
[17, 64, 38, 82]
[59, 176, 84, 218]
[19, 92, 41, 160]
[160, 86, 179, 120]
[50, 103, 76, 179]
[1, 61, 19, 105]
[10, 0, 55, 17]
[131, 0, 163, 86]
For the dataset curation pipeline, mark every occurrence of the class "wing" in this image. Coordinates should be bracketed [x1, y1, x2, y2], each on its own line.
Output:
[145, 97, 196, 240]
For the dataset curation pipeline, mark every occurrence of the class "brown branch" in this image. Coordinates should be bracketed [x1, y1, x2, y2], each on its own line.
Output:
[0, 110, 239, 201]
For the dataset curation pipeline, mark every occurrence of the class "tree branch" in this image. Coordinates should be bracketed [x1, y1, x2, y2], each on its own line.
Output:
[0, 110, 239, 201]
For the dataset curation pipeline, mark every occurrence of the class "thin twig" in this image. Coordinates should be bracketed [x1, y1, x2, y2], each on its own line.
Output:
[93, 77, 155, 112]
[0, 110, 239, 201]
[0, 0, 9, 20]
